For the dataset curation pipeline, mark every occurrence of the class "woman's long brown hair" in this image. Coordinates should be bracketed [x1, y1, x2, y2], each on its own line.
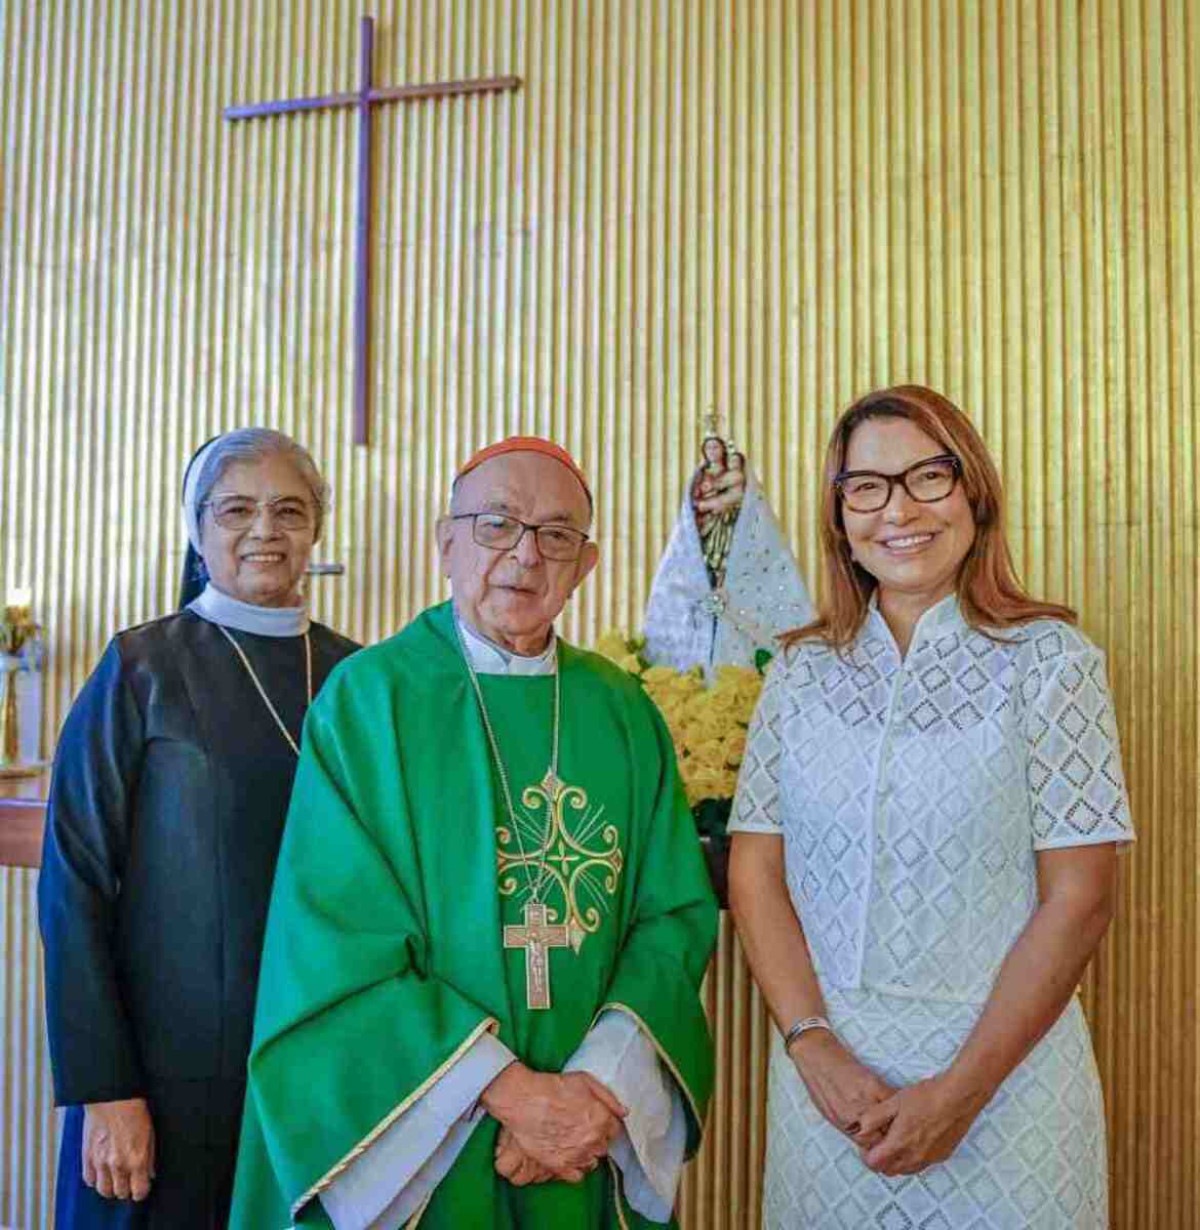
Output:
[783, 385, 1076, 650]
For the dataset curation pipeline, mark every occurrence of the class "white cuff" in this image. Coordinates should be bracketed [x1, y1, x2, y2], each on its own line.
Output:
[565, 1010, 686, 1223]
[319, 1031, 516, 1230]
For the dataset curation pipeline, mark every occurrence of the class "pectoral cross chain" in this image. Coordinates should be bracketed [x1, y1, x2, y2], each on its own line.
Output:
[503, 901, 571, 1011]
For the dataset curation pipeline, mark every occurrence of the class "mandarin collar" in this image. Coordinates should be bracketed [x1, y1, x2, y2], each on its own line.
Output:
[866, 590, 963, 654]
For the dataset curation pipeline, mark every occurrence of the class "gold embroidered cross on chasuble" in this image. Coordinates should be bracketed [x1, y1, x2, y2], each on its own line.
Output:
[499, 770, 624, 1010]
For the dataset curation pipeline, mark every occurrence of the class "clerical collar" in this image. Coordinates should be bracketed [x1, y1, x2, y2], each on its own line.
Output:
[188, 583, 311, 638]
[455, 614, 556, 676]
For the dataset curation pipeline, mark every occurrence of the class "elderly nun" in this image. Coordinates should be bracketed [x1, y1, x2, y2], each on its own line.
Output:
[38, 428, 359, 1228]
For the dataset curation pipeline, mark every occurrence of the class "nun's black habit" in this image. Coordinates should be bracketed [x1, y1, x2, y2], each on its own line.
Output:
[38, 441, 357, 1228]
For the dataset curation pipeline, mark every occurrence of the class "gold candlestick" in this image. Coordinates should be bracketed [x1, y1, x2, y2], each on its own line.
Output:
[0, 666, 18, 765]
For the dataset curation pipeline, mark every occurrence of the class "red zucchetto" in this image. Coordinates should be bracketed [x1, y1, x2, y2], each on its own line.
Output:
[455, 436, 592, 507]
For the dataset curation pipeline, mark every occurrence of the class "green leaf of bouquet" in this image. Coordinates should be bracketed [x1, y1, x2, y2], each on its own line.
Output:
[691, 796, 733, 838]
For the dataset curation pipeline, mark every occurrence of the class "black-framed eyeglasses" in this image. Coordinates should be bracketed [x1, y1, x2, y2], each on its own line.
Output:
[450, 512, 590, 561]
[834, 453, 962, 514]
[202, 494, 314, 531]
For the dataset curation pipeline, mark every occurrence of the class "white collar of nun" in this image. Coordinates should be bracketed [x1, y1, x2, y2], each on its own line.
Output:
[188, 584, 311, 638]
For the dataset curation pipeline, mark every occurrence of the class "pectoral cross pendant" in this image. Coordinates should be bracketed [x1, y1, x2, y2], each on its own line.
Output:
[503, 901, 571, 1010]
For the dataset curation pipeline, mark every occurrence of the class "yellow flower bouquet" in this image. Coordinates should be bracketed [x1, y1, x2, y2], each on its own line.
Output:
[593, 631, 768, 844]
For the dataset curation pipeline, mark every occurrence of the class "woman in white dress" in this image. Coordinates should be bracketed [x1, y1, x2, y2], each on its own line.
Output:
[728, 385, 1132, 1229]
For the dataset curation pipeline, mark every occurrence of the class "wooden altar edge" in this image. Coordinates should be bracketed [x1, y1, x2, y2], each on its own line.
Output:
[0, 773, 47, 869]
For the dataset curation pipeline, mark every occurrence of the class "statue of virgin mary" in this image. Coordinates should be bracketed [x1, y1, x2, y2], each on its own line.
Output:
[643, 431, 812, 676]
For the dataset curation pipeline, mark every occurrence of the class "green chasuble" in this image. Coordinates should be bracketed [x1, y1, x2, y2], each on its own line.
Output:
[230, 602, 718, 1229]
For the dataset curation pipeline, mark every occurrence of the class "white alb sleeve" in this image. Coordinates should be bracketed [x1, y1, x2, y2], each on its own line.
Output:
[318, 1031, 516, 1230]
[565, 1009, 687, 1223]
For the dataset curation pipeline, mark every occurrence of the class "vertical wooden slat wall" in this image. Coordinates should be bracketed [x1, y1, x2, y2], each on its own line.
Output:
[1, 3, 1196, 1227]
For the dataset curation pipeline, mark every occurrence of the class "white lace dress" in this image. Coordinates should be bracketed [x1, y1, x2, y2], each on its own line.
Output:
[728, 597, 1133, 1229]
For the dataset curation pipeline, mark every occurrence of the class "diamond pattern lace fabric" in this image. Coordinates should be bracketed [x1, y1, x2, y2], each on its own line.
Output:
[730, 598, 1133, 1228]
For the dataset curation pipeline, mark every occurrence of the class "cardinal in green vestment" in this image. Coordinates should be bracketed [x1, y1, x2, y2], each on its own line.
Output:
[230, 438, 718, 1229]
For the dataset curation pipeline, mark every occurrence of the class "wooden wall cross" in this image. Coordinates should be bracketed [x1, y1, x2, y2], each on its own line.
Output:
[225, 16, 521, 446]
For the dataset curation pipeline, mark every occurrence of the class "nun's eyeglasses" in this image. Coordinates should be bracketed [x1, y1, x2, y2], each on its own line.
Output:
[202, 495, 314, 531]
[834, 454, 962, 514]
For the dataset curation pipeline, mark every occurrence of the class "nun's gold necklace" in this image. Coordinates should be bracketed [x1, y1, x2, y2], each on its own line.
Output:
[217, 624, 313, 756]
